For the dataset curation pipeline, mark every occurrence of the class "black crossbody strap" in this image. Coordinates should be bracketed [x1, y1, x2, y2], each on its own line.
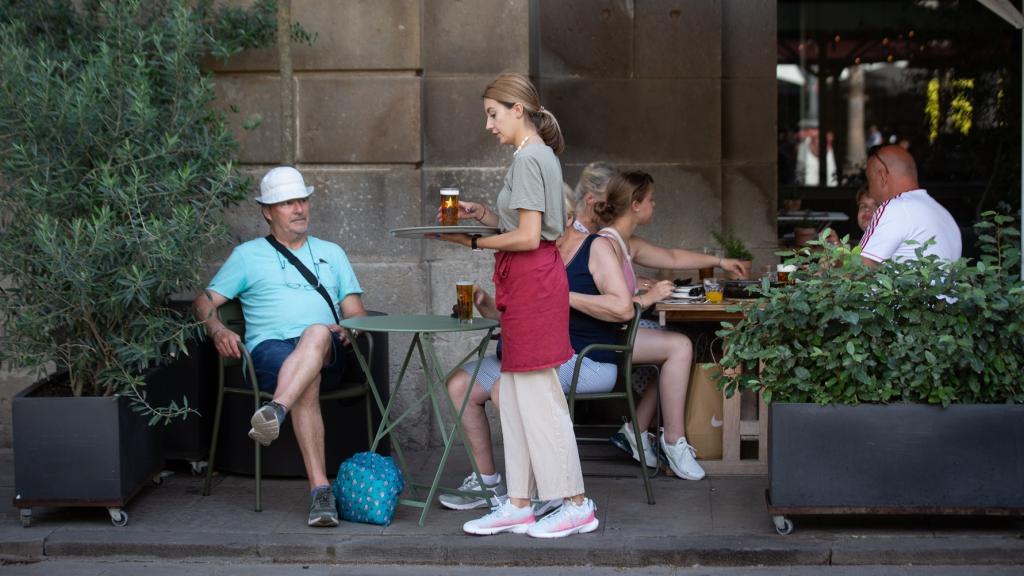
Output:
[265, 235, 340, 324]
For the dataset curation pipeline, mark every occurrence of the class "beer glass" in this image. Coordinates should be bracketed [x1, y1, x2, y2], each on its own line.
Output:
[440, 188, 460, 226]
[698, 247, 717, 281]
[703, 278, 724, 303]
[455, 281, 474, 323]
[777, 264, 796, 284]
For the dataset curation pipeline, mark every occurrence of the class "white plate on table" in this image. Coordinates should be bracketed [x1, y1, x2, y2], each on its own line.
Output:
[670, 291, 704, 300]
[660, 298, 708, 305]
[390, 225, 500, 239]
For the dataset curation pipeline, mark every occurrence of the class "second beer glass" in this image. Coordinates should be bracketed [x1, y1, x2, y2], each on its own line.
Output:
[699, 247, 717, 280]
[455, 281, 474, 323]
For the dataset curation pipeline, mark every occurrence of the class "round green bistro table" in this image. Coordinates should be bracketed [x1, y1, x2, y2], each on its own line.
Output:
[338, 314, 499, 527]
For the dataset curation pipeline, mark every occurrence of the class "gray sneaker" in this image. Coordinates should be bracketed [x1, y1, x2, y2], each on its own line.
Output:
[248, 403, 281, 447]
[439, 473, 507, 510]
[308, 487, 339, 527]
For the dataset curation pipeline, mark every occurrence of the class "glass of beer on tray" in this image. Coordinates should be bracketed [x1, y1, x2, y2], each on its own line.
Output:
[703, 278, 724, 303]
[440, 188, 460, 226]
[455, 281, 474, 323]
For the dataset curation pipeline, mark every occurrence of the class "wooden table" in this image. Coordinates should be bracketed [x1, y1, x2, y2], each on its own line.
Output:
[654, 299, 767, 476]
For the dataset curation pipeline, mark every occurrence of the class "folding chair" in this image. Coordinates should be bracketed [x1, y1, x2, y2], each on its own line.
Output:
[566, 302, 655, 504]
[202, 300, 374, 511]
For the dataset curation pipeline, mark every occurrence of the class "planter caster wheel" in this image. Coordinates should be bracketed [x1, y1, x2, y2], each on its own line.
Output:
[108, 508, 128, 527]
[772, 515, 794, 535]
[190, 460, 208, 476]
[19, 509, 31, 528]
[152, 470, 173, 486]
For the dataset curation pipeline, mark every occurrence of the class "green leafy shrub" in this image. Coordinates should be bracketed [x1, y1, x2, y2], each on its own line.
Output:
[0, 0, 284, 420]
[712, 229, 754, 261]
[717, 212, 1024, 407]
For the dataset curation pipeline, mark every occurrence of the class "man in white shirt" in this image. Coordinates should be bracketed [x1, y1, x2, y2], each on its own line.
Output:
[859, 145, 962, 267]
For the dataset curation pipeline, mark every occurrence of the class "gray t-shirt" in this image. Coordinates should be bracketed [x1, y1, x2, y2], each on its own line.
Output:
[496, 143, 564, 241]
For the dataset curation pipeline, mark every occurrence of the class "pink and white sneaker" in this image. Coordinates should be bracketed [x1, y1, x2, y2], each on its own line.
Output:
[525, 498, 599, 538]
[462, 500, 535, 536]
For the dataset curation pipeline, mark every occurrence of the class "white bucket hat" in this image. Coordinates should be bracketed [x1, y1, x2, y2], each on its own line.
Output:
[255, 166, 314, 204]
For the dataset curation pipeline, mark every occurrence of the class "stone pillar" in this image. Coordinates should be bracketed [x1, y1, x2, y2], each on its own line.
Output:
[846, 65, 867, 174]
[721, 0, 778, 273]
[537, 0, 725, 280]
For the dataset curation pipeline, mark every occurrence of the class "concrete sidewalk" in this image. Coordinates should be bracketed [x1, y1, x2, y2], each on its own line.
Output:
[2, 447, 1023, 568]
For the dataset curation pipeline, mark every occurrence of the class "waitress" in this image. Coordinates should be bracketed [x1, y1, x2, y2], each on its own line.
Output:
[441, 73, 597, 539]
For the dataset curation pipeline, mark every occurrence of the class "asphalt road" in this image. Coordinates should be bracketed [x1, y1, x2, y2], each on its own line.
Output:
[1, 560, 1021, 576]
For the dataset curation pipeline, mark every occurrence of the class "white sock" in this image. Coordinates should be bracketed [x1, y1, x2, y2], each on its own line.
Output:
[481, 472, 500, 485]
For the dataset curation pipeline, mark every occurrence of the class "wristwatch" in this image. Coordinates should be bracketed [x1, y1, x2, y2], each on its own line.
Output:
[471, 236, 481, 251]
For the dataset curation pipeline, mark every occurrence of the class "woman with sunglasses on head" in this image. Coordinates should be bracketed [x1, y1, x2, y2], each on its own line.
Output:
[440, 73, 596, 539]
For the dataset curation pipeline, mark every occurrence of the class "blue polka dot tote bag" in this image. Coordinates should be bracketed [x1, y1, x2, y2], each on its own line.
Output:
[332, 451, 404, 526]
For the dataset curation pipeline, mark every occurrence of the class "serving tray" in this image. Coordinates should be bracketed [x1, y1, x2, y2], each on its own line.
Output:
[390, 225, 500, 239]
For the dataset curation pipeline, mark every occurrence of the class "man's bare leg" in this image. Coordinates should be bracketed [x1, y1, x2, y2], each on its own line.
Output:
[249, 324, 333, 484]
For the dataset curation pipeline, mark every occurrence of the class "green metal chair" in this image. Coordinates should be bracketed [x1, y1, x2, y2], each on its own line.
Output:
[566, 302, 655, 504]
[202, 300, 374, 511]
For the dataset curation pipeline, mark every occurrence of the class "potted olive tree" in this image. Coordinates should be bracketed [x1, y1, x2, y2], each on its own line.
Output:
[712, 229, 754, 279]
[0, 0, 281, 526]
[717, 214, 1024, 534]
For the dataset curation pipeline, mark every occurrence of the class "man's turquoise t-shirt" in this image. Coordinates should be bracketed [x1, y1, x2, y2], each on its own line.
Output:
[207, 236, 362, 353]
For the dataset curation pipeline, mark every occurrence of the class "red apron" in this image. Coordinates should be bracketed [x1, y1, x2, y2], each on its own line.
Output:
[493, 241, 573, 373]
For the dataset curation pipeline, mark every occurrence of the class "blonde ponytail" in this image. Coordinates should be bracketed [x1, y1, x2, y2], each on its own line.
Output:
[483, 73, 565, 156]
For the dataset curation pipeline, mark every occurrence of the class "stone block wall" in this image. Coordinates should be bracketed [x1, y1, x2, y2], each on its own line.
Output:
[0, 0, 777, 450]
[540, 0, 777, 280]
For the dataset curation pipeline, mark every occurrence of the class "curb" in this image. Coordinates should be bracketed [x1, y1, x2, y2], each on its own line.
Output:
[6, 531, 1024, 567]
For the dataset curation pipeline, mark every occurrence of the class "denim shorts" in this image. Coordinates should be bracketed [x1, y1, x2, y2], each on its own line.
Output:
[461, 353, 617, 395]
[250, 332, 360, 394]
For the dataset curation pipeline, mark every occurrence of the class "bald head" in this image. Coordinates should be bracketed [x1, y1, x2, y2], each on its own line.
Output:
[867, 145, 919, 203]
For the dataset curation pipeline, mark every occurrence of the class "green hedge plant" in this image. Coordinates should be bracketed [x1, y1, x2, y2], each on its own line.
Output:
[717, 212, 1024, 407]
[0, 0, 287, 421]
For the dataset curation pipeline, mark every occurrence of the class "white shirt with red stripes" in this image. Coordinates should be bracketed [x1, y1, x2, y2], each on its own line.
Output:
[859, 189, 962, 263]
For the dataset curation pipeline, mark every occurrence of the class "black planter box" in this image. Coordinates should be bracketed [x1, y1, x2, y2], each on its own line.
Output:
[143, 298, 216, 464]
[768, 402, 1024, 514]
[145, 340, 216, 463]
[12, 375, 164, 508]
[214, 331, 390, 477]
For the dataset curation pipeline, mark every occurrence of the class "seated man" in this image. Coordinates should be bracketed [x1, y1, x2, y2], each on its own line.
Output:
[855, 185, 878, 237]
[860, 145, 961, 266]
[192, 166, 367, 527]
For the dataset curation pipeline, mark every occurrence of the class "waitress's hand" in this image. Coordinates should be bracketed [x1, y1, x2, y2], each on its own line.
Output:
[435, 200, 489, 223]
[457, 200, 487, 221]
[438, 232, 472, 247]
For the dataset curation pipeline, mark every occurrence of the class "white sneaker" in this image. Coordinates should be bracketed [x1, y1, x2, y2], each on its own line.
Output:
[439, 473, 507, 510]
[526, 498, 599, 539]
[463, 500, 535, 536]
[532, 498, 563, 518]
[660, 434, 705, 480]
[609, 422, 658, 468]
